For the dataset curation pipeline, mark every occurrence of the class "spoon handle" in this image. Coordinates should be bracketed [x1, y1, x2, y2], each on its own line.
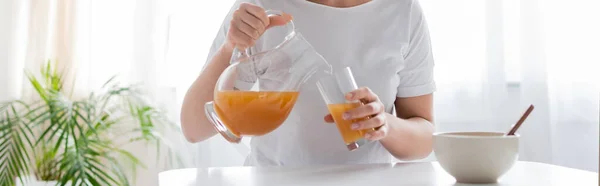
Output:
[507, 104, 534, 136]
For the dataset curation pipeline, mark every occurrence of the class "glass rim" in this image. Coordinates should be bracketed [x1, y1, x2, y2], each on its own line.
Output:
[316, 66, 359, 104]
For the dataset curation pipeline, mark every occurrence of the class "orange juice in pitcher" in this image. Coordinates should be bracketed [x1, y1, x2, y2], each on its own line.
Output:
[214, 91, 299, 137]
[204, 10, 332, 143]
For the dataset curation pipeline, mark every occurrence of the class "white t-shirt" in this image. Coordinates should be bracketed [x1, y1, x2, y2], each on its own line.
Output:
[204, 0, 436, 166]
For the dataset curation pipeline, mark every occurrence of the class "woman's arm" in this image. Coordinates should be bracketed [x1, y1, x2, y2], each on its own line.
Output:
[325, 0, 435, 159]
[379, 94, 434, 160]
[379, 0, 435, 160]
[180, 44, 234, 143]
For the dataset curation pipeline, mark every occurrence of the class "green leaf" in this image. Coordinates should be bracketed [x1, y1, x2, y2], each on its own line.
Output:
[58, 165, 77, 186]
[101, 75, 118, 88]
[85, 172, 101, 186]
[106, 157, 130, 186]
[0, 102, 34, 186]
[14, 135, 32, 175]
[115, 149, 145, 169]
[26, 71, 49, 102]
[68, 117, 79, 154]
[88, 160, 119, 186]
[34, 109, 67, 145]
[73, 103, 96, 139]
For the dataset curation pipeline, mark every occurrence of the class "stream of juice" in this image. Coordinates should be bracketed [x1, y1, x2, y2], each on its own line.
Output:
[214, 91, 299, 137]
[327, 102, 371, 144]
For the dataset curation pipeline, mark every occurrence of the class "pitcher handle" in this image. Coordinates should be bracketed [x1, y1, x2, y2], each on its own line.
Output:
[231, 10, 296, 63]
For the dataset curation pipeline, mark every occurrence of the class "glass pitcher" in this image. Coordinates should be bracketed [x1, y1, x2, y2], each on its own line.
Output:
[204, 10, 332, 143]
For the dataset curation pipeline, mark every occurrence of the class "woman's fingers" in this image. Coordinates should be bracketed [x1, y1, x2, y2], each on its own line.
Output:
[236, 19, 260, 40]
[343, 101, 384, 120]
[227, 2, 293, 50]
[346, 87, 379, 103]
[324, 114, 335, 123]
[241, 3, 269, 26]
[266, 13, 293, 29]
[239, 11, 265, 35]
[364, 123, 389, 141]
[339, 86, 389, 141]
[351, 113, 386, 130]
[228, 26, 254, 50]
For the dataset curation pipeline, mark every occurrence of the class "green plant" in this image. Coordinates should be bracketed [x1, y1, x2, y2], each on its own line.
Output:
[0, 61, 180, 186]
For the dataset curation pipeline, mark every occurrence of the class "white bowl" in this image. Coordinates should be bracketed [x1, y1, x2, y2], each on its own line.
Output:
[433, 132, 519, 183]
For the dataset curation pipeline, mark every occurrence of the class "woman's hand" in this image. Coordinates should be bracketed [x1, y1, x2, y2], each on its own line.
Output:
[226, 3, 292, 50]
[324, 87, 389, 141]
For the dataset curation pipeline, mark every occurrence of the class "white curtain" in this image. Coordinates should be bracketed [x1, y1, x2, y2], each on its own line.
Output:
[419, 0, 600, 172]
[1, 0, 197, 186]
[1, 0, 598, 185]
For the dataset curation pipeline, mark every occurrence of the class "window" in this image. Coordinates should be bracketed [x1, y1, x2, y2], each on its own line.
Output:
[163, 0, 236, 104]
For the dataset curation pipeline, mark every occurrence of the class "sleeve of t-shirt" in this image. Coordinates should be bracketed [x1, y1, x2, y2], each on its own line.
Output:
[203, 0, 258, 91]
[396, 0, 436, 98]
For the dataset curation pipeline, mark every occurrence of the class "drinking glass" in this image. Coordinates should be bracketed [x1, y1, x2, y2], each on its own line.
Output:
[316, 67, 374, 151]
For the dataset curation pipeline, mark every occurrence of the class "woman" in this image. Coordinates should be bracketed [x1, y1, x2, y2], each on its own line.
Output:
[181, 0, 435, 166]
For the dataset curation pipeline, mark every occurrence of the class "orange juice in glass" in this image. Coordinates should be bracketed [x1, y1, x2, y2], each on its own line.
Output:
[326, 102, 373, 145]
[317, 67, 373, 151]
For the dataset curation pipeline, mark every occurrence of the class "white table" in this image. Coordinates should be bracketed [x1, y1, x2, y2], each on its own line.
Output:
[158, 161, 598, 186]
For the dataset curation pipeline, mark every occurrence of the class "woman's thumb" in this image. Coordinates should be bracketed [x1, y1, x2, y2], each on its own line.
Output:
[266, 13, 293, 29]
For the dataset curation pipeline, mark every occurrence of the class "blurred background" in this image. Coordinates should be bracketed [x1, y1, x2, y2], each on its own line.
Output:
[0, 0, 598, 186]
